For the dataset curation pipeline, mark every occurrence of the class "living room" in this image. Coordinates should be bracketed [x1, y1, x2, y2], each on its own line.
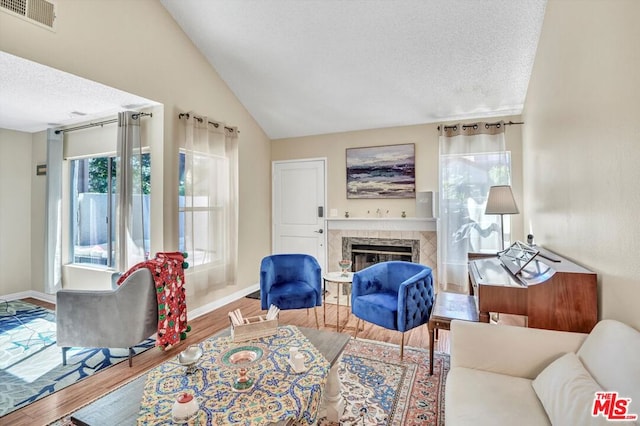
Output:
[0, 0, 639, 424]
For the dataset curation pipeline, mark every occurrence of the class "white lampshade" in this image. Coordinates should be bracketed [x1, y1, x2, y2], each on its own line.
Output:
[485, 185, 519, 215]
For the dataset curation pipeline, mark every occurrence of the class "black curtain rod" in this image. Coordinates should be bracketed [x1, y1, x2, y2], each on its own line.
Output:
[178, 113, 240, 134]
[437, 120, 524, 132]
[55, 112, 152, 134]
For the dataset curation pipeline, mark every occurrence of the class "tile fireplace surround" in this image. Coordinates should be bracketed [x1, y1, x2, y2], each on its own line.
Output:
[326, 217, 438, 283]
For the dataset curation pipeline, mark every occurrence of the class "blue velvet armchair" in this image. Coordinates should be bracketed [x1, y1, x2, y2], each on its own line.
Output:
[260, 254, 322, 328]
[351, 261, 434, 358]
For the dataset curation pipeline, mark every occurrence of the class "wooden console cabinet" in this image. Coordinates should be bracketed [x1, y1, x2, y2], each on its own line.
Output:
[468, 247, 598, 333]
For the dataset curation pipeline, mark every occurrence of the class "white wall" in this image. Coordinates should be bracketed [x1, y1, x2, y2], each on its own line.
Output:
[0, 129, 33, 294]
[0, 1, 272, 308]
[523, 0, 640, 329]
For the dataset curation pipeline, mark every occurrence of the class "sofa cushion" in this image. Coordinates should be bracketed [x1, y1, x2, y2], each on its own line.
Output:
[577, 319, 640, 419]
[532, 352, 614, 426]
[445, 367, 550, 426]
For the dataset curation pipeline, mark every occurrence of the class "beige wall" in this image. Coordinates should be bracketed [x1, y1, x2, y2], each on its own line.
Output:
[272, 116, 524, 241]
[30, 132, 47, 293]
[523, 0, 640, 329]
[0, 1, 272, 307]
[0, 129, 33, 294]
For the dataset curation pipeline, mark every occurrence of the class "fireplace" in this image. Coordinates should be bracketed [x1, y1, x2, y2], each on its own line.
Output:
[327, 218, 437, 287]
[343, 237, 420, 272]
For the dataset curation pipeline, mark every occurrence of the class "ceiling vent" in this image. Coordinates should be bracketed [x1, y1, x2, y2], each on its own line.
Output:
[1, 0, 56, 30]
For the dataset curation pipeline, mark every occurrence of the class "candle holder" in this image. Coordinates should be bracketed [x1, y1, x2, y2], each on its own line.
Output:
[338, 259, 352, 277]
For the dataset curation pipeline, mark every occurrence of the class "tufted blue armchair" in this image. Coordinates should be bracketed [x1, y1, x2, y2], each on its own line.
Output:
[260, 254, 322, 328]
[351, 261, 434, 358]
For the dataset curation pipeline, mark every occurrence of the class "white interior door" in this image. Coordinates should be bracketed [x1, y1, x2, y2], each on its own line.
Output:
[272, 159, 326, 271]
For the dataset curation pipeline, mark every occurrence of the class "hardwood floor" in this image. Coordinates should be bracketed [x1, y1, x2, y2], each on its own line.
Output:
[4, 296, 449, 426]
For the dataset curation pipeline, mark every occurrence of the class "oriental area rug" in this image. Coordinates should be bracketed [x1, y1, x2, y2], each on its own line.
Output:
[319, 338, 448, 425]
[0, 300, 154, 418]
[51, 335, 448, 426]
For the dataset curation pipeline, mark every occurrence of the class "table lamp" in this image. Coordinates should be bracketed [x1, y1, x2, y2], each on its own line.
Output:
[485, 185, 519, 250]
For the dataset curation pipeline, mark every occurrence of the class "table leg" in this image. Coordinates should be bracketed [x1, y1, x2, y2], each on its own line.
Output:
[429, 323, 435, 375]
[322, 354, 345, 422]
[323, 279, 327, 326]
[336, 282, 340, 331]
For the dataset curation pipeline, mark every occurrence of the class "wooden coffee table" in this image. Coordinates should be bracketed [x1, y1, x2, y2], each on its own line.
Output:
[71, 326, 350, 425]
[428, 291, 478, 375]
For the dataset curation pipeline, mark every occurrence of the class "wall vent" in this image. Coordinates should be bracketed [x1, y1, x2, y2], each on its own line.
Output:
[1, 0, 56, 30]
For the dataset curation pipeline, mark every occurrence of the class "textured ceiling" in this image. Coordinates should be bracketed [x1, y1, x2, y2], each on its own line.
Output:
[161, 0, 547, 139]
[0, 51, 158, 133]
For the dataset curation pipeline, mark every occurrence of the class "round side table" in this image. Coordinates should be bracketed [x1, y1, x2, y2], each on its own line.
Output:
[322, 271, 354, 332]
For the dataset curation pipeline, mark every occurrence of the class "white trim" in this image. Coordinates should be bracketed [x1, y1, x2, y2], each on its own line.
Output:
[187, 283, 260, 320]
[1, 285, 260, 322]
[0, 290, 56, 303]
[326, 217, 437, 232]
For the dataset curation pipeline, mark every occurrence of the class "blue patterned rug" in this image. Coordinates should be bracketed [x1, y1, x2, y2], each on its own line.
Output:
[0, 300, 155, 418]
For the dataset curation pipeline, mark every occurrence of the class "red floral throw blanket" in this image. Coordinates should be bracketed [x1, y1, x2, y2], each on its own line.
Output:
[117, 252, 190, 350]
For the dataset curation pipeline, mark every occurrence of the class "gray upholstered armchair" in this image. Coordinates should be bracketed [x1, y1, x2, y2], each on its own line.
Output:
[56, 268, 157, 367]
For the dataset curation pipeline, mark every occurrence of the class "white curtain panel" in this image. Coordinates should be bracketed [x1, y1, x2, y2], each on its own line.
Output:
[44, 128, 63, 294]
[115, 111, 147, 271]
[438, 122, 511, 293]
[180, 114, 238, 292]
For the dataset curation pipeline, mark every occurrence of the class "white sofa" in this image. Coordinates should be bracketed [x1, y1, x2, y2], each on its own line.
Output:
[445, 319, 640, 425]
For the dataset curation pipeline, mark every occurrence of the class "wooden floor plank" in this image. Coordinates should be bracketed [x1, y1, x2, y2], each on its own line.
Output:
[3, 296, 449, 426]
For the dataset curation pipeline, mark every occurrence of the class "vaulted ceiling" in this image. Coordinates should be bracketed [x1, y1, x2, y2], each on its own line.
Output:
[161, 0, 547, 139]
[1, 1, 547, 138]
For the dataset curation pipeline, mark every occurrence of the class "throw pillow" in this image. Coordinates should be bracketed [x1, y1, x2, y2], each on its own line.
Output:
[532, 352, 609, 425]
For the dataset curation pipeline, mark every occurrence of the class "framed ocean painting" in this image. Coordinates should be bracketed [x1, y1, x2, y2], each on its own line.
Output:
[346, 143, 416, 199]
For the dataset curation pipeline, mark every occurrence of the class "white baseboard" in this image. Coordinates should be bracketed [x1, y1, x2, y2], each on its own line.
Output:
[0, 290, 56, 304]
[1, 284, 259, 320]
[188, 283, 260, 320]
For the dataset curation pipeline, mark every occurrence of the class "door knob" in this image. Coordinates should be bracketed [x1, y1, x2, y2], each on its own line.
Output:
[314, 229, 324, 234]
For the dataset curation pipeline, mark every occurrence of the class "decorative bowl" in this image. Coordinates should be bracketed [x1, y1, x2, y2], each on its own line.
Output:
[177, 345, 203, 374]
[219, 344, 267, 392]
[220, 344, 266, 367]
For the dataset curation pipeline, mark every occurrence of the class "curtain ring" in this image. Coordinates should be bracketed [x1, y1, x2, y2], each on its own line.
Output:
[473, 124, 478, 130]
[485, 123, 490, 129]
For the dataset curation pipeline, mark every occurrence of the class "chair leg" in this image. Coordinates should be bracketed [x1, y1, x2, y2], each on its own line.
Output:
[314, 307, 319, 329]
[400, 332, 405, 360]
[128, 347, 134, 367]
[62, 347, 69, 366]
[354, 318, 361, 339]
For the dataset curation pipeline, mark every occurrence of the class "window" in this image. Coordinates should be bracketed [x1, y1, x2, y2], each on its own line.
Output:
[178, 151, 226, 268]
[440, 151, 512, 253]
[70, 153, 151, 267]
